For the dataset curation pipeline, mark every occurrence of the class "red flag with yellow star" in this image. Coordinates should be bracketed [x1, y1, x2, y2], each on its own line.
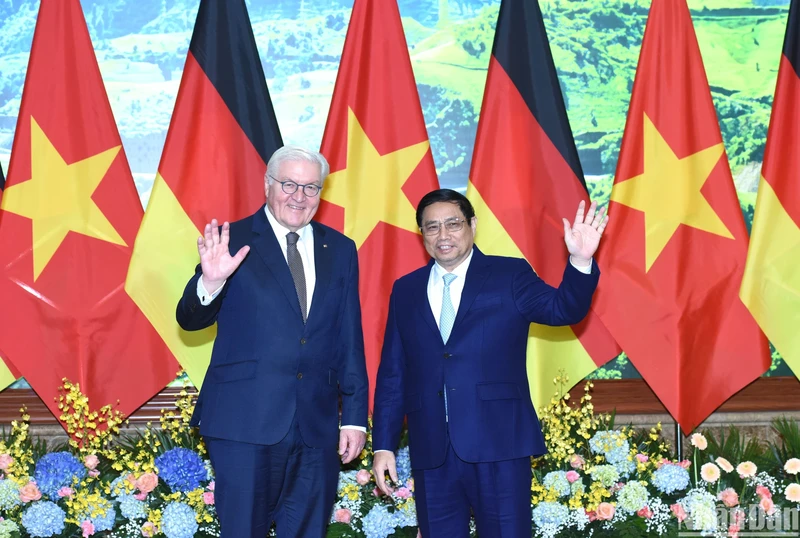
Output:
[593, 0, 770, 432]
[316, 0, 439, 408]
[0, 0, 179, 421]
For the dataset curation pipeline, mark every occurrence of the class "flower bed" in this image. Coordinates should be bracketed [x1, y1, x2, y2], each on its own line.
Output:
[0, 378, 797, 537]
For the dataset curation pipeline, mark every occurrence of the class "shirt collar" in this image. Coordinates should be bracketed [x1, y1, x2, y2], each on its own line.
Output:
[264, 205, 313, 243]
[432, 247, 474, 283]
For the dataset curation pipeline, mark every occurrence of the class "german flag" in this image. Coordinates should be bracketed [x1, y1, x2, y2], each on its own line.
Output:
[741, 0, 800, 377]
[316, 0, 439, 408]
[126, 0, 282, 387]
[465, 0, 620, 410]
[593, 0, 770, 432]
[0, 0, 177, 419]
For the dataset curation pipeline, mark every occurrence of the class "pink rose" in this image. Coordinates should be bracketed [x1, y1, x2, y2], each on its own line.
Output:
[207, 480, 215, 491]
[141, 522, 156, 537]
[565, 470, 580, 483]
[134, 492, 147, 501]
[203, 492, 214, 505]
[81, 520, 95, 537]
[670, 503, 687, 522]
[637, 506, 653, 519]
[135, 472, 158, 494]
[84, 455, 99, 470]
[760, 496, 776, 515]
[635, 453, 649, 463]
[334, 508, 352, 524]
[728, 524, 740, 538]
[395, 487, 411, 499]
[356, 469, 371, 485]
[19, 482, 41, 503]
[57, 487, 74, 498]
[570, 454, 585, 470]
[678, 460, 691, 469]
[718, 488, 739, 507]
[0, 454, 14, 471]
[756, 485, 772, 499]
[88, 469, 100, 478]
[586, 510, 597, 522]
[596, 502, 615, 521]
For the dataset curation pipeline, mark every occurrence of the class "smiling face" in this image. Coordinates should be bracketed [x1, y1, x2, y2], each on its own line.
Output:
[420, 201, 477, 272]
[264, 159, 322, 232]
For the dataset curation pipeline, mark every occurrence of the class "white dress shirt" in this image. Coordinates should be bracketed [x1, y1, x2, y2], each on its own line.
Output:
[197, 207, 363, 433]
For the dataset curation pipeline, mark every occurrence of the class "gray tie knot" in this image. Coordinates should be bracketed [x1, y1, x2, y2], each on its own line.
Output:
[286, 231, 300, 246]
[443, 273, 457, 287]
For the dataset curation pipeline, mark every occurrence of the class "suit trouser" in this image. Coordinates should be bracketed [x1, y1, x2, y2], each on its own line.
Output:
[204, 417, 339, 538]
[414, 436, 532, 537]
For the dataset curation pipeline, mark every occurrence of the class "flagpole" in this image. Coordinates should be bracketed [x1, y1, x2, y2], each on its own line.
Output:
[674, 422, 683, 461]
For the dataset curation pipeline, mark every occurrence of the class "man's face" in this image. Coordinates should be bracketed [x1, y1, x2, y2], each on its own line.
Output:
[420, 201, 476, 272]
[265, 160, 322, 232]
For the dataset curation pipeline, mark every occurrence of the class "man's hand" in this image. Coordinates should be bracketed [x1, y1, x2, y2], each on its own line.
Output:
[338, 429, 367, 464]
[563, 200, 609, 265]
[198, 219, 250, 290]
[372, 451, 398, 496]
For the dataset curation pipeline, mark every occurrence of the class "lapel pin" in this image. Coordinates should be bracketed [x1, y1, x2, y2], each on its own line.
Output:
[323, 244, 328, 248]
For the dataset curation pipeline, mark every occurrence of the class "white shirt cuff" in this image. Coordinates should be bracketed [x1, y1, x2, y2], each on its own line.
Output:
[569, 257, 592, 274]
[373, 449, 392, 454]
[341, 425, 367, 433]
[197, 276, 226, 306]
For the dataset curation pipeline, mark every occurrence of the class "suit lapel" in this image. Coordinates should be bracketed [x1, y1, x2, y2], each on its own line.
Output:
[416, 259, 440, 337]
[251, 207, 303, 319]
[307, 222, 332, 324]
[452, 247, 490, 334]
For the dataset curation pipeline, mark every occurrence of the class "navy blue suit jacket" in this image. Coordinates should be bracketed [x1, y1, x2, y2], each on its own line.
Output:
[372, 247, 599, 470]
[178, 206, 368, 448]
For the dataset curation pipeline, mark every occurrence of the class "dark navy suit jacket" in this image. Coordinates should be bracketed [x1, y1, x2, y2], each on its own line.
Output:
[177, 206, 368, 448]
[372, 247, 599, 470]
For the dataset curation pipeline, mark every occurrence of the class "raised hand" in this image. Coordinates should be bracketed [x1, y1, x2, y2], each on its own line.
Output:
[562, 200, 609, 265]
[197, 219, 250, 291]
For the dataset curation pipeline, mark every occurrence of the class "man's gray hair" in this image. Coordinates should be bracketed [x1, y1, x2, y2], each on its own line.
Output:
[265, 145, 330, 185]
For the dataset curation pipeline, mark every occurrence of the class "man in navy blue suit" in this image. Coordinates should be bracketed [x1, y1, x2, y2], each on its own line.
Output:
[177, 145, 368, 537]
[372, 188, 608, 536]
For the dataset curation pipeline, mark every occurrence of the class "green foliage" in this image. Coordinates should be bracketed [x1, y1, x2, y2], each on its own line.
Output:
[770, 415, 800, 473]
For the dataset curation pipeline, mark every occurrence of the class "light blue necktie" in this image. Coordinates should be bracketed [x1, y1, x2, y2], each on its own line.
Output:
[440, 273, 457, 421]
[440, 273, 457, 343]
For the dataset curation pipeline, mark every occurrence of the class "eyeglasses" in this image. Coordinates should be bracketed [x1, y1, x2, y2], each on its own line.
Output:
[421, 218, 468, 236]
[268, 175, 321, 197]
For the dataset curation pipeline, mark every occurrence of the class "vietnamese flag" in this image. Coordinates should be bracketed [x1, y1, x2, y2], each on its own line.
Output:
[126, 0, 283, 388]
[741, 0, 800, 378]
[465, 0, 621, 411]
[593, 0, 770, 432]
[0, 0, 178, 421]
[316, 0, 439, 408]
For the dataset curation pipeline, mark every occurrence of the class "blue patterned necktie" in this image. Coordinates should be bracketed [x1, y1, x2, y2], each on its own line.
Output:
[440, 273, 457, 343]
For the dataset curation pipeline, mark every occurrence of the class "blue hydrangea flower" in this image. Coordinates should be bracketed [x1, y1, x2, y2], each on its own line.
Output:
[361, 504, 397, 538]
[155, 448, 207, 492]
[118, 493, 147, 520]
[33, 452, 86, 498]
[589, 431, 630, 464]
[0, 479, 20, 510]
[532, 501, 569, 528]
[21, 501, 66, 537]
[394, 503, 417, 528]
[90, 504, 117, 532]
[395, 447, 412, 485]
[652, 463, 690, 494]
[678, 489, 717, 532]
[614, 457, 637, 478]
[162, 502, 199, 538]
[617, 481, 649, 512]
[543, 471, 571, 497]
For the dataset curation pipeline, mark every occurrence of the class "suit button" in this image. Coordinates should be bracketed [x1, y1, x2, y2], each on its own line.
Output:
[443, 352, 451, 359]
[438, 390, 443, 397]
[297, 372, 303, 379]
[300, 338, 307, 345]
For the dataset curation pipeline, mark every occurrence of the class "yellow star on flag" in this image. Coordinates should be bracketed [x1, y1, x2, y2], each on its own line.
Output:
[1, 116, 126, 280]
[321, 108, 430, 248]
[611, 113, 733, 271]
